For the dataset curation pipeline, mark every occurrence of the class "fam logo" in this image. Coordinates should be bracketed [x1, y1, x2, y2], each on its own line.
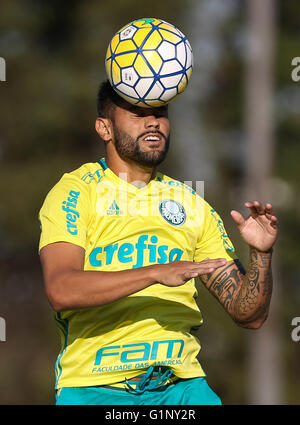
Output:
[93, 339, 184, 369]
[159, 200, 186, 227]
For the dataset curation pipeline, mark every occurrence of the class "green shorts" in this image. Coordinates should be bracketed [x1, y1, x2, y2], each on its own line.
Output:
[56, 369, 222, 405]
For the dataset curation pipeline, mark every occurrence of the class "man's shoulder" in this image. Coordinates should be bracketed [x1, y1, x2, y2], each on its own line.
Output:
[43, 162, 104, 203]
[65, 161, 106, 186]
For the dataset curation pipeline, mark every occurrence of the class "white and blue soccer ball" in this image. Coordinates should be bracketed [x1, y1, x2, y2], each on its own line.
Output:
[105, 18, 193, 107]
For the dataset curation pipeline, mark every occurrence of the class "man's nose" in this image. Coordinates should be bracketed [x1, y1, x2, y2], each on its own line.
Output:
[144, 115, 160, 129]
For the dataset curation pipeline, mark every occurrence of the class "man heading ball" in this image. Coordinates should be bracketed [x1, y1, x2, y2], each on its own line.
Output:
[39, 80, 278, 405]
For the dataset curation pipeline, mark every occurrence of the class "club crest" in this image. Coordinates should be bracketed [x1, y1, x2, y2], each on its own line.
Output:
[159, 200, 186, 227]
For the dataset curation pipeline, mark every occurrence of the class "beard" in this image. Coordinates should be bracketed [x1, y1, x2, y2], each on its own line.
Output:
[112, 123, 170, 168]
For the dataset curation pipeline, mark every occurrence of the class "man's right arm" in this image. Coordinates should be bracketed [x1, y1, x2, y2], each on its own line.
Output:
[40, 242, 227, 312]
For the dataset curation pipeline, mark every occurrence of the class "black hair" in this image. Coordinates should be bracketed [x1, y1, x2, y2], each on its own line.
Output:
[97, 79, 126, 119]
[97, 79, 169, 119]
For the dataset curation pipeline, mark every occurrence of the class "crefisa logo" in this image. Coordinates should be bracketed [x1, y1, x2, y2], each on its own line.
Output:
[159, 200, 186, 227]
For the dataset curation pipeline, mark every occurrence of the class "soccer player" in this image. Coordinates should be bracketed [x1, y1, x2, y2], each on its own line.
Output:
[38, 80, 278, 405]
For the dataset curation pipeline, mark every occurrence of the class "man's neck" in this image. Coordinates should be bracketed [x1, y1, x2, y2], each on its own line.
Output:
[106, 155, 157, 188]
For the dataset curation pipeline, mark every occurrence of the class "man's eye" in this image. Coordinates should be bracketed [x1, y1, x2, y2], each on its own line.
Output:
[130, 107, 168, 118]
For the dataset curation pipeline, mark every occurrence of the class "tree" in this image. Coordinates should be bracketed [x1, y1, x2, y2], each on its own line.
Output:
[244, 0, 283, 404]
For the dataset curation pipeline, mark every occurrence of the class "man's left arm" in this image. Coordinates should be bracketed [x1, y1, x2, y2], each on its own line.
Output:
[200, 201, 278, 329]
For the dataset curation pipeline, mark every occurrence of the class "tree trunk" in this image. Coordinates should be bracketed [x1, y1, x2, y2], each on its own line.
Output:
[244, 0, 283, 405]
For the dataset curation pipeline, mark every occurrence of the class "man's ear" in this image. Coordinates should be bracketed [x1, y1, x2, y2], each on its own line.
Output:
[95, 117, 113, 142]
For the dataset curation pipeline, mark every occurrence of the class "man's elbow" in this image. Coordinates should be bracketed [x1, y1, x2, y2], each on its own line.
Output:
[45, 279, 70, 313]
[47, 291, 67, 313]
[49, 298, 67, 313]
[235, 313, 268, 330]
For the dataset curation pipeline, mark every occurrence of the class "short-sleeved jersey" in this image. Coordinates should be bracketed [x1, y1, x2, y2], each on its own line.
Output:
[39, 158, 238, 389]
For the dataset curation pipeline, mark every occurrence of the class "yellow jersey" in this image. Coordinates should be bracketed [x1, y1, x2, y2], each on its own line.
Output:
[39, 158, 238, 389]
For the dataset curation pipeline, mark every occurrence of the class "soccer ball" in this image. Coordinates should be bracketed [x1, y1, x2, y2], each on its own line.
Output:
[105, 18, 193, 108]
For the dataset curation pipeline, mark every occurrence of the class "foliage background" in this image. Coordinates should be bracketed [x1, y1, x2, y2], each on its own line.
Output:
[0, 0, 299, 404]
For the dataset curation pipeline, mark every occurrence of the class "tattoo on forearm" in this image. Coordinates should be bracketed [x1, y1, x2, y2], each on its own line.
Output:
[204, 264, 240, 312]
[236, 248, 272, 322]
[237, 249, 260, 315]
[200, 248, 273, 324]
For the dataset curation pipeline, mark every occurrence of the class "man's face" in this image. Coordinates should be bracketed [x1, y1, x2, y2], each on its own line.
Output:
[110, 103, 170, 167]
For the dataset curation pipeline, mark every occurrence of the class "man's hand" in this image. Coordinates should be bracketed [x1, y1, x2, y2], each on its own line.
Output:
[230, 201, 278, 252]
[151, 258, 227, 287]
